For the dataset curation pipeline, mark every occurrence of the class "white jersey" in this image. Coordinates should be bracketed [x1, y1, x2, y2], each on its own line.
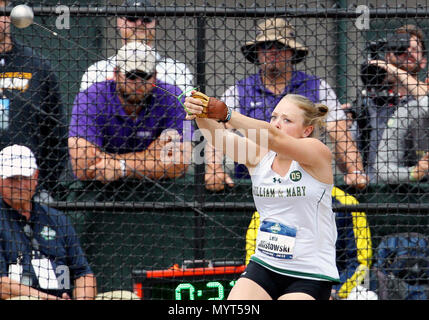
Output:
[250, 151, 339, 282]
[80, 50, 194, 94]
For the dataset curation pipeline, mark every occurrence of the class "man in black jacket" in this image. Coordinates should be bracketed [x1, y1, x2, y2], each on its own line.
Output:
[0, 1, 67, 199]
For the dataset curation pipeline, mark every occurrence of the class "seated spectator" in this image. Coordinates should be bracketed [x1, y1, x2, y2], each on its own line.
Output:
[0, 145, 95, 300]
[69, 41, 192, 183]
[205, 17, 367, 191]
[0, 145, 140, 300]
[80, 0, 193, 94]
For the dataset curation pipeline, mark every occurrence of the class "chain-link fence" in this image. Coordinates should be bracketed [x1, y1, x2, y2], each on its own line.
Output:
[0, 0, 428, 300]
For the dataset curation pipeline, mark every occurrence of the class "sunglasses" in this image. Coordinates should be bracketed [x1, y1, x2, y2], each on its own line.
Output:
[125, 70, 154, 81]
[257, 41, 287, 51]
[126, 16, 154, 24]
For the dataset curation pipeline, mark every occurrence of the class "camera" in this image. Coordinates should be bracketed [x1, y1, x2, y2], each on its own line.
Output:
[360, 33, 411, 89]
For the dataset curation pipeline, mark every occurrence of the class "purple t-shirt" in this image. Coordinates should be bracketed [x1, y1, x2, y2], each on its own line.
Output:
[69, 80, 192, 154]
[236, 71, 320, 121]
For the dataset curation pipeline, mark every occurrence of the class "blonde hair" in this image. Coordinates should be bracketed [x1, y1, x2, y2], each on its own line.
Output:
[282, 94, 329, 138]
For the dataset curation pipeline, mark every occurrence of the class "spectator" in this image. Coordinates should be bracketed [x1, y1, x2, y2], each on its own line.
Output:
[0, 145, 95, 300]
[69, 41, 192, 292]
[69, 41, 192, 183]
[0, 0, 67, 200]
[205, 17, 367, 191]
[0, 145, 140, 300]
[348, 24, 429, 183]
[80, 0, 193, 94]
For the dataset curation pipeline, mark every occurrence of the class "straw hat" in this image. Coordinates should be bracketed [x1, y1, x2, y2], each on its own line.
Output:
[241, 18, 308, 64]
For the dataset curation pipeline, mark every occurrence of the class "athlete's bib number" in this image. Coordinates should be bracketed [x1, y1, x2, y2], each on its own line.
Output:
[256, 221, 297, 259]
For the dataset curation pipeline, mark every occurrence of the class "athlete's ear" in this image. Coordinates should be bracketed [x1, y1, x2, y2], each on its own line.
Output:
[303, 125, 314, 137]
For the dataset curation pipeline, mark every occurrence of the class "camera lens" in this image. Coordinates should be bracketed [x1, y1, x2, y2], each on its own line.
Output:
[360, 63, 388, 88]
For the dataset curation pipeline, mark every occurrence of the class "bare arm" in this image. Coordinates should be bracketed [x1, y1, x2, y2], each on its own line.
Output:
[327, 119, 368, 189]
[369, 60, 428, 98]
[194, 117, 263, 169]
[228, 110, 332, 177]
[318, 79, 368, 188]
[204, 141, 235, 191]
[68, 135, 190, 182]
[185, 96, 332, 181]
[0, 276, 66, 300]
[73, 274, 96, 300]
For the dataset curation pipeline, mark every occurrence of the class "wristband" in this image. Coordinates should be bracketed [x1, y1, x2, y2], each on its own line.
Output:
[119, 159, 127, 178]
[218, 106, 232, 123]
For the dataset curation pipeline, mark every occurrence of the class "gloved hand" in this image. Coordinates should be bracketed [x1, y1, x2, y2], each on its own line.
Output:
[190, 91, 231, 122]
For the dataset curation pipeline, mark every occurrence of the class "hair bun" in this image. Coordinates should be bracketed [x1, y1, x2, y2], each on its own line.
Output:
[317, 104, 329, 115]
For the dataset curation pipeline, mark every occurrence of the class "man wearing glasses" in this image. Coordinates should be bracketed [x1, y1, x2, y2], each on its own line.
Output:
[79, 0, 193, 94]
[0, 145, 95, 299]
[69, 41, 192, 183]
[205, 18, 367, 191]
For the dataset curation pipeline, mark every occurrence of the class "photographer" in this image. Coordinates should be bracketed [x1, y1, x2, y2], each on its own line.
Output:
[346, 25, 429, 183]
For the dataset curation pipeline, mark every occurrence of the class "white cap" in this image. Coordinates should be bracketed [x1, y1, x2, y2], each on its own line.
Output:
[0, 145, 38, 179]
[115, 41, 156, 74]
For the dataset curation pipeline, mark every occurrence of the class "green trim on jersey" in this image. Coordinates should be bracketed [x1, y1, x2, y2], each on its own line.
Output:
[251, 256, 341, 283]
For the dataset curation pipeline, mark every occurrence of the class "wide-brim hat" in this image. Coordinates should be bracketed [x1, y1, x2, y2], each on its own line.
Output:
[241, 18, 308, 65]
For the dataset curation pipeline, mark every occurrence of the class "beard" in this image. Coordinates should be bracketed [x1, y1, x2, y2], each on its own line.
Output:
[259, 56, 291, 79]
[261, 63, 289, 80]
[118, 85, 146, 105]
[124, 92, 143, 104]
[394, 56, 423, 75]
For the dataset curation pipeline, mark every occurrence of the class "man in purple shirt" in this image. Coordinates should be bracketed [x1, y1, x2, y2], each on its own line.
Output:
[205, 18, 367, 191]
[69, 41, 192, 183]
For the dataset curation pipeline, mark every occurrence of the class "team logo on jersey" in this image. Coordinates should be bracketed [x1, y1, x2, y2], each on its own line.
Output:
[40, 226, 56, 241]
[290, 170, 302, 182]
[273, 177, 281, 184]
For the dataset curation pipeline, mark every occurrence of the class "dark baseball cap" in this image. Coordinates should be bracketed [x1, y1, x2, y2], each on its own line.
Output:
[122, 0, 154, 22]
